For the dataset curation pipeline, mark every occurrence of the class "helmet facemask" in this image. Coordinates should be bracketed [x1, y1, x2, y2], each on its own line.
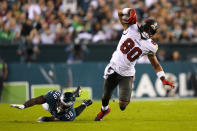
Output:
[140, 19, 159, 39]
[56, 92, 75, 113]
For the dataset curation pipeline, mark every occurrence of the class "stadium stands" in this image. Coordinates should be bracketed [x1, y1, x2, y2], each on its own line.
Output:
[0, 0, 197, 44]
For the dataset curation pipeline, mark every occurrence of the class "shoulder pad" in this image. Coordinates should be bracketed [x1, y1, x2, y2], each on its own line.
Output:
[147, 39, 158, 53]
[151, 40, 157, 45]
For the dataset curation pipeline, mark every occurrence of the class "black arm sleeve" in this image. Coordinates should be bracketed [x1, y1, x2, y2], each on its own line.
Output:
[75, 104, 86, 117]
[41, 116, 59, 122]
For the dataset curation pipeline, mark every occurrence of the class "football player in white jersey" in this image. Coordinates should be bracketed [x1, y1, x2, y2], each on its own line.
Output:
[95, 8, 175, 121]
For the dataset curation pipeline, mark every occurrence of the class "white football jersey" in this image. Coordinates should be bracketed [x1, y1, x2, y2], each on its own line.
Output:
[104, 24, 158, 77]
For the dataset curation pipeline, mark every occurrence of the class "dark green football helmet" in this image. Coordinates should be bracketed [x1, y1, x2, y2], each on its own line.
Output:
[60, 92, 75, 107]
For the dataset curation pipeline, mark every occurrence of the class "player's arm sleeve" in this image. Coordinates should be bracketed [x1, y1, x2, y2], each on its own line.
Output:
[75, 104, 86, 117]
[23, 95, 46, 108]
[39, 116, 60, 122]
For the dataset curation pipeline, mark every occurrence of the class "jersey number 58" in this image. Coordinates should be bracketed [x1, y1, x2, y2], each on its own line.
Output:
[120, 38, 142, 62]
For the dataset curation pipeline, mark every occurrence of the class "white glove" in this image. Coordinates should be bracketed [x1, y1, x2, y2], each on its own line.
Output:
[37, 117, 45, 122]
[10, 104, 25, 109]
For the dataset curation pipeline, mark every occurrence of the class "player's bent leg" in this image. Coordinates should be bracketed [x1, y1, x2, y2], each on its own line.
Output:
[102, 75, 118, 107]
[102, 73, 120, 107]
[119, 101, 130, 111]
[118, 76, 133, 111]
[101, 94, 110, 108]
[95, 74, 119, 121]
[94, 93, 111, 121]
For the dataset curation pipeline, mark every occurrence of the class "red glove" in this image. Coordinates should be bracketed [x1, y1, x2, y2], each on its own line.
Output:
[162, 79, 175, 88]
[127, 9, 137, 24]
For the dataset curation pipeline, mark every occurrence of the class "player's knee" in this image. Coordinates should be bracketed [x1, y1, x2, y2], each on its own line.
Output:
[102, 94, 110, 100]
[119, 101, 129, 111]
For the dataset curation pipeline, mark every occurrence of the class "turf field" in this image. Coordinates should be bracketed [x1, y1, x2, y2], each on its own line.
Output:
[0, 98, 197, 131]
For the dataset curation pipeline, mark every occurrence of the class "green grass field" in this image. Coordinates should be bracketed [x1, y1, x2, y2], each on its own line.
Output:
[0, 98, 197, 131]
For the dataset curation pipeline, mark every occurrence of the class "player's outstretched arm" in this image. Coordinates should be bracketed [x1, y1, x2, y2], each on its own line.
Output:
[118, 8, 137, 30]
[75, 99, 93, 117]
[37, 116, 59, 122]
[148, 53, 175, 88]
[10, 95, 46, 109]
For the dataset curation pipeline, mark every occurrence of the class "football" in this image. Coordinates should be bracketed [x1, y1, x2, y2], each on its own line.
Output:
[122, 14, 129, 24]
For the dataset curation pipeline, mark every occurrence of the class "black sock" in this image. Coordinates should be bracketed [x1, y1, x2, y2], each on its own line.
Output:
[75, 105, 86, 117]
[102, 98, 109, 107]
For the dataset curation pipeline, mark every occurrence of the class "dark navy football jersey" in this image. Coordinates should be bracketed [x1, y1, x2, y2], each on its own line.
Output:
[45, 90, 76, 121]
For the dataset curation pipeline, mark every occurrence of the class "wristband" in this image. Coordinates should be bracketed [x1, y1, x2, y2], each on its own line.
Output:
[156, 71, 165, 79]
[122, 8, 131, 15]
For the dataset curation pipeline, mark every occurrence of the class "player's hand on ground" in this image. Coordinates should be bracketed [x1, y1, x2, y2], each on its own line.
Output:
[37, 116, 58, 122]
[37, 117, 45, 122]
[10, 104, 25, 109]
[82, 99, 93, 107]
[162, 79, 175, 88]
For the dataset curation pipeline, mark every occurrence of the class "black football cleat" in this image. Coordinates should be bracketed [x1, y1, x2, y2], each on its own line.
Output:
[95, 108, 111, 121]
[73, 86, 82, 97]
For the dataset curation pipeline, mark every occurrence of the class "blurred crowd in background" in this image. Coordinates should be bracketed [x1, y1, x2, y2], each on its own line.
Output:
[0, 0, 197, 63]
[0, 0, 197, 99]
[0, 0, 197, 45]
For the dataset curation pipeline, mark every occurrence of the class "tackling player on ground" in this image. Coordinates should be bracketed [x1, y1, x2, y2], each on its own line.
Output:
[95, 8, 175, 121]
[11, 86, 93, 122]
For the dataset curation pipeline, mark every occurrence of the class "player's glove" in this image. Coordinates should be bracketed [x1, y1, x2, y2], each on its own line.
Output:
[37, 116, 57, 122]
[10, 104, 25, 109]
[162, 79, 175, 88]
[127, 9, 137, 24]
[37, 117, 45, 122]
[82, 99, 93, 107]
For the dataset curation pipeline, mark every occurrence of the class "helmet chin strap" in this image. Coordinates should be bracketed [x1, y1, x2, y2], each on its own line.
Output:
[141, 31, 150, 39]
[138, 25, 152, 40]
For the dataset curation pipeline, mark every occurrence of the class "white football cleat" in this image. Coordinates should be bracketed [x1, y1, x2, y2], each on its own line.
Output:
[10, 104, 25, 109]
